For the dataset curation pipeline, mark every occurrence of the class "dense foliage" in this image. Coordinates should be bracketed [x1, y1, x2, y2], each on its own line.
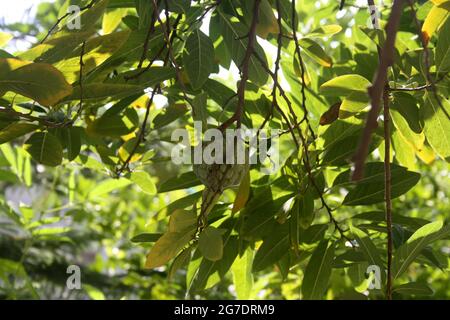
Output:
[0, 0, 449, 300]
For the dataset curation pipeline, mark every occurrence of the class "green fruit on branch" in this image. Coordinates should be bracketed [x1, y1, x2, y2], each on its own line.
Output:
[193, 139, 250, 227]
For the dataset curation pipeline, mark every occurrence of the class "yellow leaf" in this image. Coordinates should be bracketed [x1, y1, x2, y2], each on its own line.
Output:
[144, 230, 194, 269]
[169, 209, 197, 233]
[422, 2, 450, 44]
[0, 32, 13, 48]
[102, 9, 128, 34]
[131, 94, 150, 109]
[0, 58, 72, 106]
[416, 144, 436, 164]
[256, 0, 279, 38]
[118, 137, 143, 163]
[232, 171, 250, 213]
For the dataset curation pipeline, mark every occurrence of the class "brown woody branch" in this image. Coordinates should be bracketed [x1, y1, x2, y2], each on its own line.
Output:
[383, 89, 393, 300]
[154, 0, 194, 113]
[71, 41, 86, 123]
[219, 0, 261, 130]
[352, 0, 404, 181]
[137, 0, 162, 69]
[291, 0, 316, 141]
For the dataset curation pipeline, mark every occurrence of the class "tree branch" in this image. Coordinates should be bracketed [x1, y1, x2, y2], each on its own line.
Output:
[219, 0, 261, 130]
[352, 0, 404, 181]
[383, 89, 393, 300]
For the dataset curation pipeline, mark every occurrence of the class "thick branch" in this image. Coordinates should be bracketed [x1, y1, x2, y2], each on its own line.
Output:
[352, 0, 404, 181]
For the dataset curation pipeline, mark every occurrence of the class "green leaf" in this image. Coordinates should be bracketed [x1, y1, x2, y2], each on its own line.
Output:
[64, 0, 110, 35]
[0, 122, 38, 145]
[152, 103, 189, 129]
[308, 25, 342, 38]
[158, 171, 201, 193]
[89, 178, 132, 197]
[353, 211, 429, 230]
[52, 126, 82, 161]
[320, 74, 371, 96]
[134, 0, 152, 29]
[392, 221, 450, 279]
[130, 233, 162, 243]
[166, 0, 191, 13]
[256, 0, 279, 38]
[232, 170, 250, 213]
[421, 93, 450, 160]
[203, 79, 236, 106]
[24, 132, 63, 167]
[52, 31, 130, 83]
[88, 108, 139, 137]
[322, 134, 381, 166]
[20, 31, 95, 65]
[298, 38, 332, 67]
[189, 225, 238, 292]
[392, 282, 434, 296]
[63, 83, 143, 101]
[252, 225, 290, 272]
[302, 240, 335, 300]
[130, 171, 156, 194]
[145, 229, 194, 269]
[112, 66, 176, 87]
[198, 226, 224, 261]
[183, 30, 215, 90]
[298, 190, 315, 229]
[84, 284, 105, 300]
[231, 248, 254, 299]
[0, 58, 72, 106]
[334, 162, 421, 206]
[351, 226, 385, 285]
[168, 209, 197, 233]
[217, 10, 269, 86]
[145, 209, 197, 269]
[339, 91, 369, 117]
[192, 92, 208, 128]
[391, 93, 425, 152]
[436, 18, 450, 73]
[242, 191, 293, 239]
[169, 247, 192, 280]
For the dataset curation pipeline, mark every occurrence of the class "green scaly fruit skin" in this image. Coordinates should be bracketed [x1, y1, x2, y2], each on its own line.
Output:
[193, 139, 250, 192]
[193, 162, 249, 192]
[193, 141, 249, 221]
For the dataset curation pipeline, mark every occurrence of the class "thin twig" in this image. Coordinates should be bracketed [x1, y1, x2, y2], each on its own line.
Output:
[219, 0, 262, 130]
[258, 0, 284, 134]
[41, 0, 97, 43]
[291, 0, 316, 141]
[137, 0, 162, 69]
[116, 2, 185, 175]
[383, 89, 393, 300]
[152, 0, 193, 112]
[125, 14, 182, 81]
[0, 108, 66, 128]
[116, 87, 159, 176]
[71, 41, 86, 123]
